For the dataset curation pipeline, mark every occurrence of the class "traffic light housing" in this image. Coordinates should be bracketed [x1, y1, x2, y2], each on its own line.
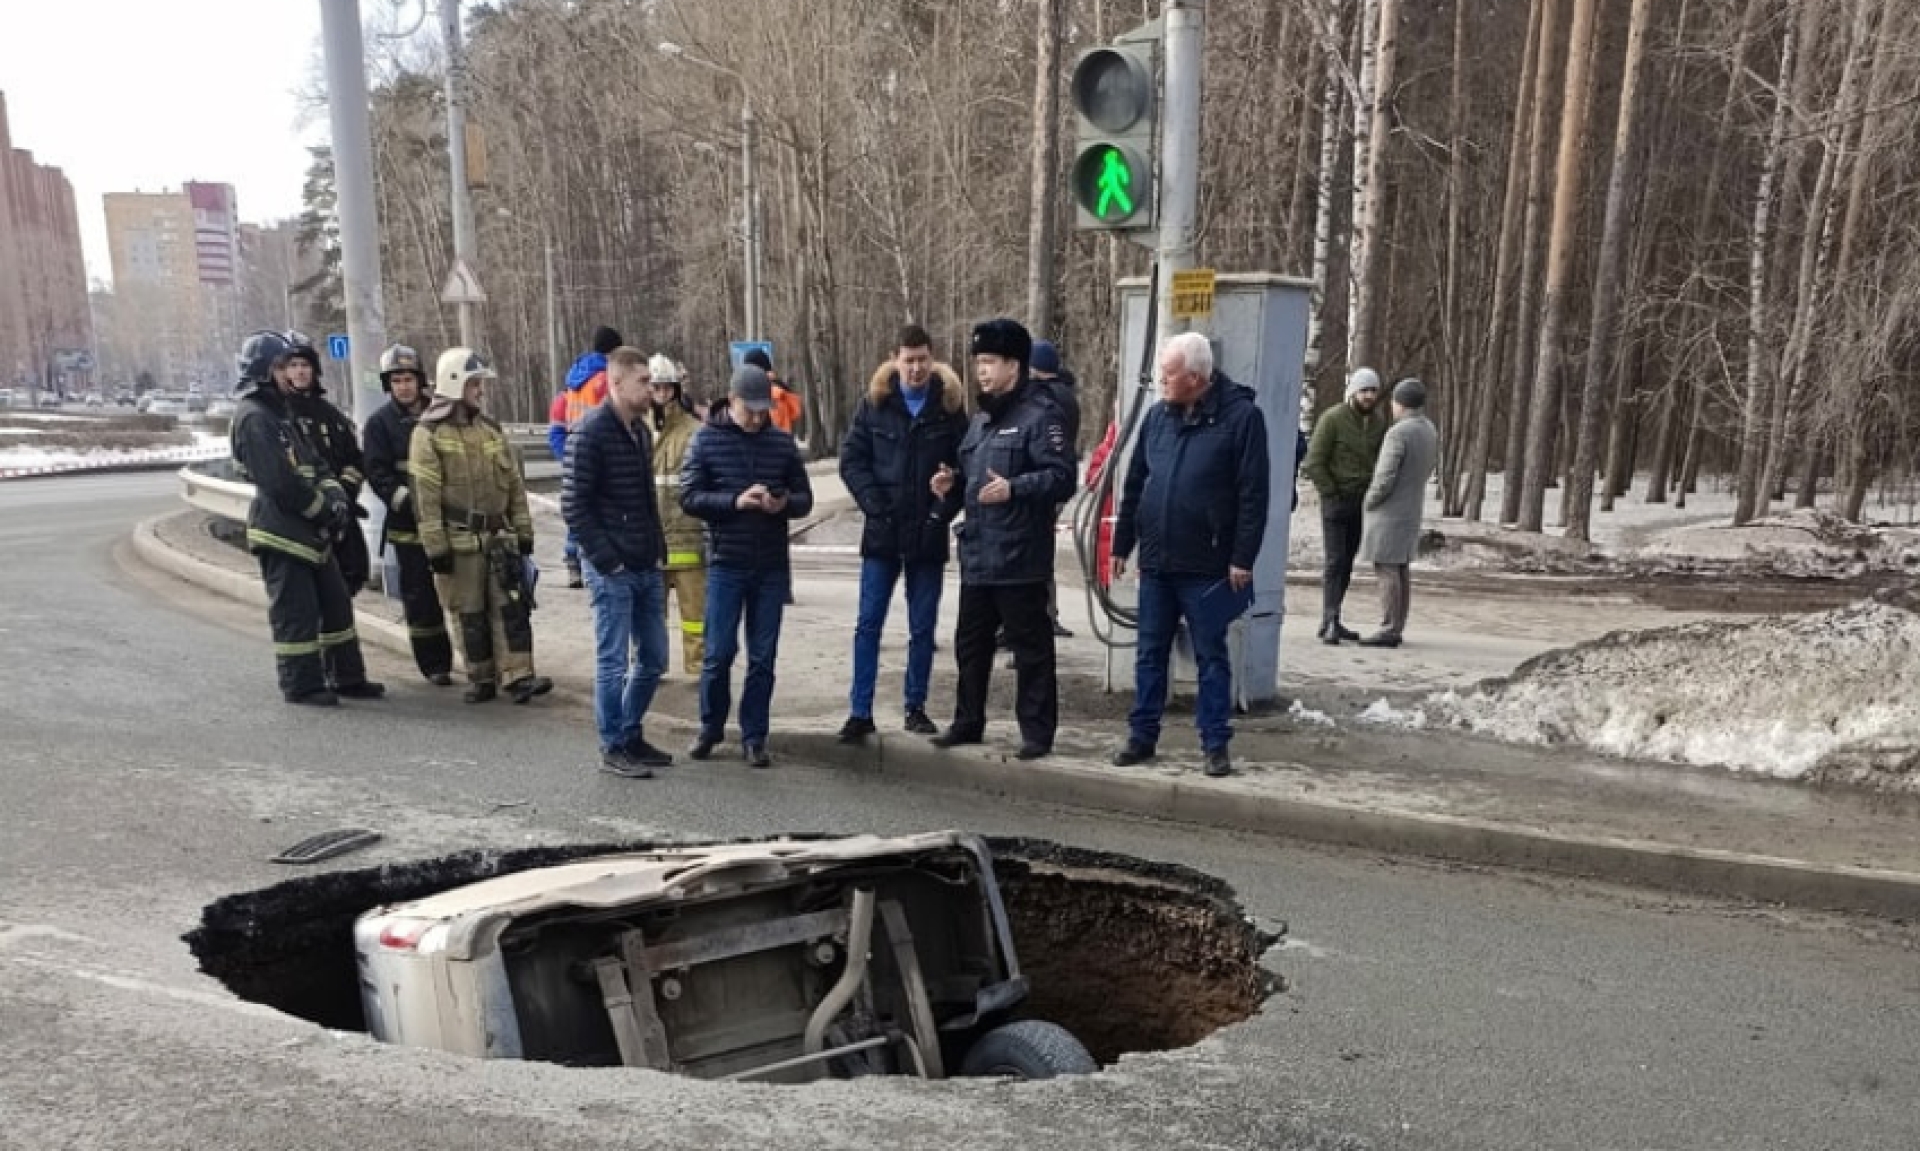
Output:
[1070, 31, 1160, 233]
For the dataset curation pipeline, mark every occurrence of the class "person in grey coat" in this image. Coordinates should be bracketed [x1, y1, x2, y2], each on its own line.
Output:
[1356, 378, 1438, 648]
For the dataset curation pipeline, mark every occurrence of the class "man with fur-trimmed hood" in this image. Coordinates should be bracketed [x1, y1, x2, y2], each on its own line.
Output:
[835, 324, 970, 741]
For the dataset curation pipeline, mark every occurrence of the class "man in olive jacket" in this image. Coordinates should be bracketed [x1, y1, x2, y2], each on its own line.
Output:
[1302, 367, 1386, 644]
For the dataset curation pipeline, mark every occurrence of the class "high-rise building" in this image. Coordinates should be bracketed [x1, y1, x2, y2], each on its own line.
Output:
[0, 90, 93, 393]
[103, 180, 243, 388]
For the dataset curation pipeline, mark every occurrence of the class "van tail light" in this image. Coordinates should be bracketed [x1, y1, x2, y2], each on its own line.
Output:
[377, 918, 432, 951]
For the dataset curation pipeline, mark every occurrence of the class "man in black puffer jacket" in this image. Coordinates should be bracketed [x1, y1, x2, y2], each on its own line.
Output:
[1110, 331, 1271, 779]
[930, 318, 1076, 760]
[564, 347, 675, 778]
[679, 364, 814, 768]
[835, 323, 969, 742]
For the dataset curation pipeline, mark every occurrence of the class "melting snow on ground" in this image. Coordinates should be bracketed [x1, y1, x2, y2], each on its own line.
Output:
[1429, 601, 1920, 789]
[0, 432, 226, 473]
[1357, 698, 1427, 729]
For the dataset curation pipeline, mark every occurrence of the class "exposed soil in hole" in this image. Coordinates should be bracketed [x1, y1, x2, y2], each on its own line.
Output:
[186, 836, 1279, 1073]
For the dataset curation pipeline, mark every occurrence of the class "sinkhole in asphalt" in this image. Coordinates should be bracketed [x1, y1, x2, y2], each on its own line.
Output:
[186, 836, 1278, 1076]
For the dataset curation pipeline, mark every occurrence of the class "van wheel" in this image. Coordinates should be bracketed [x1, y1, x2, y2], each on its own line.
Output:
[958, 1020, 1098, 1079]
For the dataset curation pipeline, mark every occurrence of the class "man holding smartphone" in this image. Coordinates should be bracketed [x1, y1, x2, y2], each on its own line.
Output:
[678, 363, 813, 768]
[1110, 332, 1271, 778]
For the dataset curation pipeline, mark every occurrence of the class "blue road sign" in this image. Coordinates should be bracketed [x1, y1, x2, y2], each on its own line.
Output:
[326, 333, 350, 361]
[728, 341, 774, 371]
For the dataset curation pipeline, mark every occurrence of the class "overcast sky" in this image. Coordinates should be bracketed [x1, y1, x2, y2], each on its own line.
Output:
[2, 0, 328, 287]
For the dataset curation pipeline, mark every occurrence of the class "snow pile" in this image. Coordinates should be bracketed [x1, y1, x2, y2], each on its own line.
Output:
[1357, 698, 1427, 729]
[1632, 508, 1920, 578]
[1287, 699, 1336, 728]
[0, 431, 226, 476]
[1432, 601, 1920, 788]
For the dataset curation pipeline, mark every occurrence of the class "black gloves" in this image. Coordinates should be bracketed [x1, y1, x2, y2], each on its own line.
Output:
[428, 551, 455, 575]
[518, 539, 535, 558]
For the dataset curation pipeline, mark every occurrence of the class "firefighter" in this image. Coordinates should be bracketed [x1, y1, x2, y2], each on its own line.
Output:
[279, 337, 373, 593]
[409, 347, 553, 704]
[649, 354, 707, 675]
[228, 329, 385, 706]
[362, 343, 455, 685]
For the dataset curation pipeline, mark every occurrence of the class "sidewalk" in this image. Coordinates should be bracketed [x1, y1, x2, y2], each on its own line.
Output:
[133, 479, 1920, 920]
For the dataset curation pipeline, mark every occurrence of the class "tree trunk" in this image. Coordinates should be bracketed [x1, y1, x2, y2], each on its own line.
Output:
[1305, 9, 1346, 400]
[1516, 0, 1599, 533]
[1565, 0, 1654, 542]
[1463, 0, 1543, 523]
[1023, 0, 1061, 336]
[1501, 0, 1564, 526]
[1762, 0, 1870, 511]
[1348, 0, 1398, 371]
[1439, 0, 1470, 515]
[1733, 5, 1799, 526]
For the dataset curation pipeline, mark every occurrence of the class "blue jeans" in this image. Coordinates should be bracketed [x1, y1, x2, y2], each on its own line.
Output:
[699, 564, 790, 745]
[584, 561, 668, 752]
[1130, 572, 1252, 753]
[849, 557, 944, 718]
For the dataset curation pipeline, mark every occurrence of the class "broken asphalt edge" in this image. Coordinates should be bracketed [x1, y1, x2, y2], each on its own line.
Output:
[130, 513, 1920, 922]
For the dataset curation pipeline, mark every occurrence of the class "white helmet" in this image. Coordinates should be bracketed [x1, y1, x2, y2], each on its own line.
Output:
[648, 354, 682, 385]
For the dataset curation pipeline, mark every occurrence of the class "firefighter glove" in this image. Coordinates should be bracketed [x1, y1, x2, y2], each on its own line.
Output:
[428, 551, 454, 575]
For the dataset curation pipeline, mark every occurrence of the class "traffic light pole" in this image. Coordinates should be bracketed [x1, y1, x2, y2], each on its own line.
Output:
[442, 0, 480, 349]
[317, 0, 388, 432]
[1155, 0, 1203, 342]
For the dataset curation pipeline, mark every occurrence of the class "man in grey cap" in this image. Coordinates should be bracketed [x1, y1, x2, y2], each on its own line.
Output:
[678, 363, 814, 767]
[1356, 378, 1439, 648]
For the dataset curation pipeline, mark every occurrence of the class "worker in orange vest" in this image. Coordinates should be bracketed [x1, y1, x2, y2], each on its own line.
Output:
[549, 326, 621, 586]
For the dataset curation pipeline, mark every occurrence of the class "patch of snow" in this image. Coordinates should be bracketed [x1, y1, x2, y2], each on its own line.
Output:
[1430, 601, 1920, 787]
[1287, 699, 1336, 728]
[1357, 698, 1426, 729]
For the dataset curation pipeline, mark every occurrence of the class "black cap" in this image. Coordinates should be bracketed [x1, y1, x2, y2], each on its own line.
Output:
[743, 348, 773, 372]
[1392, 378, 1427, 409]
[729, 364, 774, 411]
[591, 326, 624, 355]
[969, 318, 1032, 368]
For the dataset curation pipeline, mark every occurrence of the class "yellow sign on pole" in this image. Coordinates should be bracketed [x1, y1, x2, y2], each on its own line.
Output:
[1170, 268, 1217, 320]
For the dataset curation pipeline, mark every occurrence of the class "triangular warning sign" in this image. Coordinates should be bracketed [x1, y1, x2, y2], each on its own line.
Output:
[441, 257, 487, 304]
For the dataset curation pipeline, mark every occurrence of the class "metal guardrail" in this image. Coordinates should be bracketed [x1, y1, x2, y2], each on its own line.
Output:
[181, 454, 559, 526]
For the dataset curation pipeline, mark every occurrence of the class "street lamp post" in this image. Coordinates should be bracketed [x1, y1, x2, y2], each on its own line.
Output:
[659, 42, 761, 341]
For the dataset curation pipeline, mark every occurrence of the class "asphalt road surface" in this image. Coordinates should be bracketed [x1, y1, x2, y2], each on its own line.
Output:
[3, 472, 1918, 1151]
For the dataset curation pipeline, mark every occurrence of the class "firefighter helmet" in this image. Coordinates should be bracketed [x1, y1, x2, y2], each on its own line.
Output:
[378, 344, 425, 390]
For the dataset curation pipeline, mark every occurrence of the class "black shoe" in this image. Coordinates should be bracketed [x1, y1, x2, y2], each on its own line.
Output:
[744, 742, 772, 768]
[622, 737, 674, 768]
[687, 733, 720, 761]
[600, 749, 655, 779]
[1051, 620, 1074, 639]
[1111, 741, 1156, 767]
[464, 682, 497, 704]
[334, 680, 386, 700]
[837, 715, 877, 743]
[508, 675, 554, 704]
[1335, 624, 1362, 642]
[1318, 623, 1341, 646]
[565, 563, 584, 590]
[1015, 743, 1051, 761]
[930, 728, 983, 749]
[903, 708, 938, 735]
[1356, 632, 1402, 649]
[427, 672, 454, 686]
[1204, 749, 1234, 777]
[287, 689, 339, 708]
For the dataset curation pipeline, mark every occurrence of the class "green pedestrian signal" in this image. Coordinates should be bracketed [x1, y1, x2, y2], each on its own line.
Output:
[1074, 143, 1147, 224]
[1069, 39, 1159, 233]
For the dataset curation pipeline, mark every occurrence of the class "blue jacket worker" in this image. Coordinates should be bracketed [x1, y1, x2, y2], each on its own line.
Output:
[836, 323, 969, 743]
[563, 346, 675, 779]
[1110, 331, 1271, 778]
[929, 318, 1076, 760]
[679, 363, 814, 768]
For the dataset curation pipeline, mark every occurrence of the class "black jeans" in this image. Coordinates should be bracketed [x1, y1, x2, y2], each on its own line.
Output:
[951, 581, 1056, 749]
[1320, 495, 1364, 628]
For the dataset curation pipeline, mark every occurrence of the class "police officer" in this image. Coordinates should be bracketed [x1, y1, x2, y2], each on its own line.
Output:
[228, 330, 384, 706]
[362, 343, 454, 685]
[410, 347, 552, 704]
[930, 318, 1075, 759]
[279, 336, 373, 593]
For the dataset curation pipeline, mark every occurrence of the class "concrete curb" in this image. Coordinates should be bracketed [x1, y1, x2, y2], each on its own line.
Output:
[130, 513, 1920, 921]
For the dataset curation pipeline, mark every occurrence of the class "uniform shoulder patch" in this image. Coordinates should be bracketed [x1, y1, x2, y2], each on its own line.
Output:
[1045, 422, 1066, 454]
